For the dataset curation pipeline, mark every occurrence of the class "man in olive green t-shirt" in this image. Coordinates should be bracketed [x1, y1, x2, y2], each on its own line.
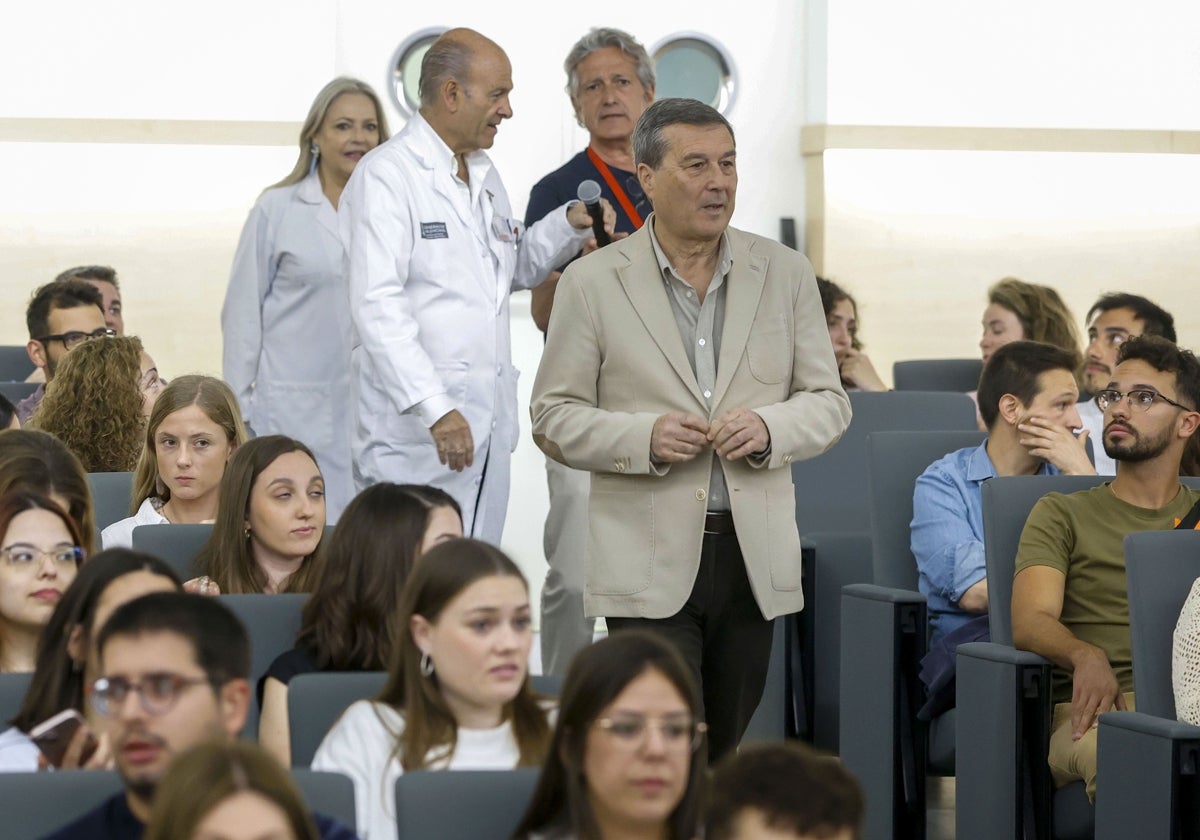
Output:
[1013, 336, 1200, 802]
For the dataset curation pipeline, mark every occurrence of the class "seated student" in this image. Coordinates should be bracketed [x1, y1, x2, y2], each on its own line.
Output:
[0, 428, 96, 557]
[705, 742, 864, 840]
[102, 375, 248, 549]
[0, 393, 18, 430]
[192, 436, 325, 594]
[258, 482, 463, 765]
[513, 631, 707, 840]
[912, 341, 1096, 648]
[0, 549, 180, 772]
[1173, 577, 1200, 726]
[43, 592, 355, 840]
[1012, 336, 1200, 802]
[55, 265, 126, 336]
[29, 335, 147, 473]
[19, 279, 110, 423]
[817, 277, 888, 392]
[0, 492, 84, 673]
[1078, 293, 1177, 475]
[312, 539, 551, 840]
[145, 741, 334, 840]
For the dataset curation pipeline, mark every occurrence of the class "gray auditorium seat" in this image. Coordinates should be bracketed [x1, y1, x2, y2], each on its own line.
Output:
[131, 523, 212, 580]
[293, 769, 358, 833]
[218, 593, 307, 737]
[0, 770, 124, 838]
[0, 346, 35, 382]
[0, 381, 38, 405]
[0, 671, 32, 722]
[87, 471, 134, 532]
[394, 767, 540, 840]
[893, 358, 984, 393]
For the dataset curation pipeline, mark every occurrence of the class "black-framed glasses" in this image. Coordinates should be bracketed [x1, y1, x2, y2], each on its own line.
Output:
[0, 543, 83, 567]
[36, 327, 115, 350]
[594, 714, 707, 752]
[1095, 389, 1194, 414]
[88, 673, 216, 717]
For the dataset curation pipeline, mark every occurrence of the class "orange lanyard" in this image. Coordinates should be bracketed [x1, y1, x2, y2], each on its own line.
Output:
[586, 147, 644, 229]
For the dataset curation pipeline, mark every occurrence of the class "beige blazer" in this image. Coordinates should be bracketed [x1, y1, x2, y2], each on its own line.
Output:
[530, 223, 851, 620]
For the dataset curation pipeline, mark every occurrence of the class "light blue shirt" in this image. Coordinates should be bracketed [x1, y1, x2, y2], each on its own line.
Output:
[911, 440, 1059, 643]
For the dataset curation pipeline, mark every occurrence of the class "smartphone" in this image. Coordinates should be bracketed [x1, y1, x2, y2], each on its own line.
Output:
[29, 709, 97, 768]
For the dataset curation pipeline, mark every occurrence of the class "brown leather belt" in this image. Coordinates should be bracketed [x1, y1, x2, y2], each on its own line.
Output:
[704, 511, 736, 535]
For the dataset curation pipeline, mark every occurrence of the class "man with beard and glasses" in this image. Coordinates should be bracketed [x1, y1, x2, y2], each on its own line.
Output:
[19, 280, 110, 424]
[42, 593, 355, 840]
[1077, 293, 1176, 474]
[1012, 335, 1200, 803]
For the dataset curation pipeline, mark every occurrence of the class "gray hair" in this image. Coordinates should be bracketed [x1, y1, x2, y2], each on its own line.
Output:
[632, 98, 735, 170]
[419, 35, 476, 108]
[564, 27, 656, 100]
[55, 265, 119, 290]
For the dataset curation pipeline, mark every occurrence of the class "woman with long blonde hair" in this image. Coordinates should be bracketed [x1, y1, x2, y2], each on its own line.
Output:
[221, 77, 390, 522]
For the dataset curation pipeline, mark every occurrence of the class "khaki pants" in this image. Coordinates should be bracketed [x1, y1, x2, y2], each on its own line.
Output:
[1048, 691, 1135, 802]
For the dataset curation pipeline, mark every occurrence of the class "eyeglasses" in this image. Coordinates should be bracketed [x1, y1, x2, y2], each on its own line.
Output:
[1088, 331, 1128, 350]
[594, 714, 707, 752]
[36, 327, 116, 350]
[0, 544, 83, 567]
[88, 673, 215, 717]
[1095, 389, 1194, 413]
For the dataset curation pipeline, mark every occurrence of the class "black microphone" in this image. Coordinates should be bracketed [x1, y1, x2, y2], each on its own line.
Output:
[576, 180, 610, 247]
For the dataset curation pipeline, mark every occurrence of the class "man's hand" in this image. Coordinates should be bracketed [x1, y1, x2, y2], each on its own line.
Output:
[651, 412, 710, 463]
[708, 407, 771, 460]
[1018, 418, 1096, 475]
[838, 349, 888, 392]
[580, 230, 629, 257]
[1069, 646, 1126, 739]
[431, 410, 474, 472]
[567, 198, 617, 237]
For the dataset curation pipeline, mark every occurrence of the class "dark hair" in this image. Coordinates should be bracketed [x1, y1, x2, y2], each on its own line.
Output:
[9, 549, 181, 731]
[977, 341, 1081, 430]
[1116, 335, 1200, 413]
[294, 483, 461, 671]
[816, 277, 863, 351]
[705, 742, 864, 840]
[0, 490, 86, 565]
[0, 393, 16, 430]
[1087, 293, 1176, 343]
[194, 435, 324, 594]
[514, 631, 706, 840]
[378, 538, 549, 772]
[633, 98, 735, 170]
[25, 279, 104, 341]
[0, 429, 95, 554]
[55, 265, 119, 290]
[145, 741, 320, 840]
[97, 592, 250, 686]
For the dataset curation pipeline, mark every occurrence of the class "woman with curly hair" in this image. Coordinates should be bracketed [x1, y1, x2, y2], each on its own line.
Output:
[980, 277, 1080, 367]
[28, 336, 145, 473]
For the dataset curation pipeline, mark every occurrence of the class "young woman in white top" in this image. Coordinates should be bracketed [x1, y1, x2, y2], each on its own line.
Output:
[221, 77, 390, 522]
[0, 492, 83, 673]
[312, 539, 552, 840]
[513, 630, 707, 840]
[102, 375, 248, 549]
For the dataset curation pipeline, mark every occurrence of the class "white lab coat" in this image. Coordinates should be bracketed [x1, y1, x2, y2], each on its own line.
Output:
[342, 113, 588, 543]
[221, 170, 355, 520]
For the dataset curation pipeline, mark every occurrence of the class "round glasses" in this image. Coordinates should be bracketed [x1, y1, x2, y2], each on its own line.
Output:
[88, 673, 215, 717]
[594, 714, 707, 752]
[1095, 389, 1194, 414]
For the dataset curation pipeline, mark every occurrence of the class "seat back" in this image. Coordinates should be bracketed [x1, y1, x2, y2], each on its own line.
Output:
[0, 770, 124, 837]
[0, 381, 38, 405]
[289, 671, 388, 767]
[792, 391, 977, 535]
[131, 523, 213, 580]
[292, 769, 358, 832]
[0, 671, 32, 723]
[0, 346, 35, 381]
[87, 471, 134, 531]
[893, 358, 984, 392]
[218, 593, 307, 736]
[982, 476, 1108, 645]
[1124, 530, 1200, 719]
[394, 767, 540, 840]
[867, 430, 986, 588]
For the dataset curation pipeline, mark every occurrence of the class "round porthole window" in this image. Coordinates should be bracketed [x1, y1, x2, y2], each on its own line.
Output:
[387, 27, 447, 116]
[650, 33, 737, 114]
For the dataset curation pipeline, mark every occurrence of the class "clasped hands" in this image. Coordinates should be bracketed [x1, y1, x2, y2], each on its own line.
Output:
[651, 408, 769, 464]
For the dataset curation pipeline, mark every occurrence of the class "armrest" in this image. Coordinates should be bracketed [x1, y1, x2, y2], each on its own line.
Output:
[842, 582, 926, 605]
[1095, 712, 1200, 840]
[957, 641, 1051, 668]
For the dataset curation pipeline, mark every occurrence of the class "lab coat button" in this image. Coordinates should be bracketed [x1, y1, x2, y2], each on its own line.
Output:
[695, 488, 707, 501]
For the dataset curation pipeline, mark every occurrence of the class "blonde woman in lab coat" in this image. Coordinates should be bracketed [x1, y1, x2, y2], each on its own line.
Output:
[222, 77, 390, 521]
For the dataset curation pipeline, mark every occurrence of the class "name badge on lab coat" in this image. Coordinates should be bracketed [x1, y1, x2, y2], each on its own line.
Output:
[492, 215, 523, 243]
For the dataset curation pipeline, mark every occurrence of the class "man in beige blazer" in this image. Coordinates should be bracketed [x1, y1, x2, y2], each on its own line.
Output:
[530, 98, 851, 759]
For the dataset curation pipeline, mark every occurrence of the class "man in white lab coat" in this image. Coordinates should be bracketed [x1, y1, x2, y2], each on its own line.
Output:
[341, 28, 612, 542]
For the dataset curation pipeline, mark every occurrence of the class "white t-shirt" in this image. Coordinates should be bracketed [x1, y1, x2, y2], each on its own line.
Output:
[0, 725, 39, 772]
[101, 497, 169, 549]
[1077, 398, 1115, 476]
[311, 700, 527, 840]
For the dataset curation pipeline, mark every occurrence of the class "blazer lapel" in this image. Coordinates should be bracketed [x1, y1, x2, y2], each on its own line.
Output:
[711, 236, 768, 408]
[616, 233, 707, 406]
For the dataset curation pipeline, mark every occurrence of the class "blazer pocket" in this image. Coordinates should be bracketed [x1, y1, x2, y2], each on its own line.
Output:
[585, 491, 654, 596]
[746, 317, 790, 385]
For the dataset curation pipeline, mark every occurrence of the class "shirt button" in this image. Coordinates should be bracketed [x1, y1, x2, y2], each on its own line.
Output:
[696, 488, 707, 501]
[698, 338, 706, 346]
[704, 390, 712, 399]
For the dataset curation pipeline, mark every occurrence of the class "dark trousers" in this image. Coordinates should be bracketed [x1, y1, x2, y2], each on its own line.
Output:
[606, 531, 774, 762]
